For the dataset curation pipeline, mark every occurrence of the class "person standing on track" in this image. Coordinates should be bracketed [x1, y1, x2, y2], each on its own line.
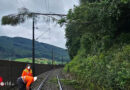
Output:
[22, 64, 33, 77]
[17, 76, 37, 90]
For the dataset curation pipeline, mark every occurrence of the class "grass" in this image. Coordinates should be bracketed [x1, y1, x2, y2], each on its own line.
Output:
[15, 58, 67, 65]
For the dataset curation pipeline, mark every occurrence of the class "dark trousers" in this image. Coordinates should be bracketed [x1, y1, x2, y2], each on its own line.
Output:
[17, 77, 26, 90]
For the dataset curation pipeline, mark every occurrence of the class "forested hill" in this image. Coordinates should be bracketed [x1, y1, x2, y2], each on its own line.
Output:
[63, 0, 130, 90]
[0, 36, 70, 61]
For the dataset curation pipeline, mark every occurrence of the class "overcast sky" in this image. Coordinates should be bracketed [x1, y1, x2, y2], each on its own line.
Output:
[0, 0, 79, 48]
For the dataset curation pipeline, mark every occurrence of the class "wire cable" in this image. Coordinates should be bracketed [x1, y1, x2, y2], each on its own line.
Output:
[36, 29, 50, 40]
[20, 0, 26, 8]
[72, 0, 79, 5]
[16, 0, 22, 7]
[16, 0, 26, 8]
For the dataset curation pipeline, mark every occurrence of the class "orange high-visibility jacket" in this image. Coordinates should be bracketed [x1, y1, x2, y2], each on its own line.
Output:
[22, 68, 33, 77]
[22, 76, 34, 88]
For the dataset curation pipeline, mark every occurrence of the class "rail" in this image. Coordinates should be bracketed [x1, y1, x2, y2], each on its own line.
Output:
[57, 75, 63, 90]
[37, 74, 50, 90]
[36, 70, 63, 90]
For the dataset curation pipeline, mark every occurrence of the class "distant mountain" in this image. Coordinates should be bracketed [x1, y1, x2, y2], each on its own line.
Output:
[0, 36, 70, 61]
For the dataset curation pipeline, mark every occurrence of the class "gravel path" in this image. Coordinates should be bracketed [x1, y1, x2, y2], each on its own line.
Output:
[33, 68, 75, 90]
[30, 68, 62, 90]
[40, 69, 61, 90]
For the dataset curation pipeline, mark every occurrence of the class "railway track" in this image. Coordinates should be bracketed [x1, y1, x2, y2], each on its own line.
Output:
[36, 69, 63, 90]
[37, 74, 50, 90]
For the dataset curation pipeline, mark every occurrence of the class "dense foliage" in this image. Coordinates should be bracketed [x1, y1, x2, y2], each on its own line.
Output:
[0, 36, 70, 61]
[64, 0, 130, 89]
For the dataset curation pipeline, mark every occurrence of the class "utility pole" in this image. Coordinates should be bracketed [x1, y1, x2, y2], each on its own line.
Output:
[32, 16, 35, 76]
[62, 56, 63, 65]
[52, 48, 54, 66]
[30, 13, 66, 75]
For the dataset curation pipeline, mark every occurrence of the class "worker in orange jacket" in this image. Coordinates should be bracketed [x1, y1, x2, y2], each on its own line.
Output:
[17, 76, 37, 90]
[22, 64, 33, 77]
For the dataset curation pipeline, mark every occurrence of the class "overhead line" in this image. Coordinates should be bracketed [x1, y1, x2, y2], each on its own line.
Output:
[36, 29, 50, 40]
[16, 0, 26, 8]
[16, 0, 22, 7]
[72, 0, 79, 5]
[47, 0, 50, 13]
[20, 0, 26, 8]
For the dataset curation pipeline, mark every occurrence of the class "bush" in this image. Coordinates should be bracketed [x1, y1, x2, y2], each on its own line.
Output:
[65, 44, 130, 90]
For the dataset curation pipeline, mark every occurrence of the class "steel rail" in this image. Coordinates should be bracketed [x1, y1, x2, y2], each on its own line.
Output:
[57, 75, 63, 90]
[37, 74, 50, 90]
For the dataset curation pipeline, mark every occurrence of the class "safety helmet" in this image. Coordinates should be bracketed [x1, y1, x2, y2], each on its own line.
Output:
[26, 64, 31, 69]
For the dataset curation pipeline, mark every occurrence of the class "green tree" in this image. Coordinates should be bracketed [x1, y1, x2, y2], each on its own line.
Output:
[63, 0, 130, 89]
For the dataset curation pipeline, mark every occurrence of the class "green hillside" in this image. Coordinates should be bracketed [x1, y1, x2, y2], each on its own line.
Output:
[0, 36, 70, 61]
[15, 58, 66, 65]
[62, 0, 130, 90]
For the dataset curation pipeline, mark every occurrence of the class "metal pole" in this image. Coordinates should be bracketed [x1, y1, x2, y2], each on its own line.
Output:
[52, 48, 54, 65]
[32, 16, 35, 76]
[62, 56, 63, 65]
